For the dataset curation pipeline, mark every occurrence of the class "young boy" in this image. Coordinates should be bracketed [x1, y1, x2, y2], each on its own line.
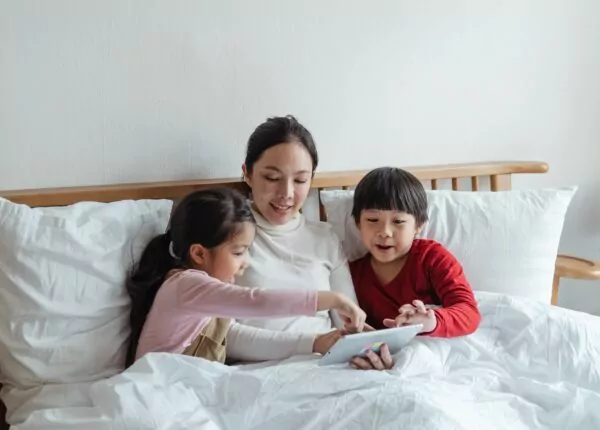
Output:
[349, 167, 481, 338]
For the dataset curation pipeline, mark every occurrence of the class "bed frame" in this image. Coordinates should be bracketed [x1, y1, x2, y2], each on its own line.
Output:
[0, 160, 599, 429]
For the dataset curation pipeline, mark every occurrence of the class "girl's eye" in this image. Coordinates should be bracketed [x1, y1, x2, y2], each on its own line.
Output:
[366, 218, 378, 223]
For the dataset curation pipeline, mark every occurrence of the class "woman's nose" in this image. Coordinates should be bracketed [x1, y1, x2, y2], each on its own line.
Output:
[277, 180, 294, 199]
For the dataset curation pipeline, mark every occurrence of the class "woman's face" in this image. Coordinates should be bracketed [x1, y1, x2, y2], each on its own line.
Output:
[243, 142, 313, 225]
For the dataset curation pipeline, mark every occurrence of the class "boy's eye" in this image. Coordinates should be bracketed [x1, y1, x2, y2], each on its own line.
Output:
[366, 218, 379, 223]
[394, 220, 406, 225]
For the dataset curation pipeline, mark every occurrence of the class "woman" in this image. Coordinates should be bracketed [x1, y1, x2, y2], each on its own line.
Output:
[225, 115, 392, 370]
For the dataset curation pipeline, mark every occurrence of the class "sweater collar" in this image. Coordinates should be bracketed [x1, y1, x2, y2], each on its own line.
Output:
[251, 204, 303, 234]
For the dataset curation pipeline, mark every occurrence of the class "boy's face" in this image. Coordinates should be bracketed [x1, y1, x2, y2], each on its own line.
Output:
[357, 209, 423, 264]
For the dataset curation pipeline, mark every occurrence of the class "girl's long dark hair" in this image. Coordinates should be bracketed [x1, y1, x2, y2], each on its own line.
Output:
[125, 187, 254, 366]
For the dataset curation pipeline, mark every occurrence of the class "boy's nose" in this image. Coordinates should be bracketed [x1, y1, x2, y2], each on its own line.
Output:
[378, 224, 393, 237]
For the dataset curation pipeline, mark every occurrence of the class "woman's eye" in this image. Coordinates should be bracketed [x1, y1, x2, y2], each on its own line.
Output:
[265, 176, 278, 182]
[295, 179, 308, 184]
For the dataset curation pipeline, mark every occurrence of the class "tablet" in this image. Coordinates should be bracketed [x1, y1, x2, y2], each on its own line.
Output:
[318, 324, 423, 366]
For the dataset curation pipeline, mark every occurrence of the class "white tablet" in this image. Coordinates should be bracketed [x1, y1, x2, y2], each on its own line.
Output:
[318, 324, 423, 366]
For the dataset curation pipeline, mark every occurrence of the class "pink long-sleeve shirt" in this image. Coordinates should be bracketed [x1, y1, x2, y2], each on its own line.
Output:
[135, 269, 318, 360]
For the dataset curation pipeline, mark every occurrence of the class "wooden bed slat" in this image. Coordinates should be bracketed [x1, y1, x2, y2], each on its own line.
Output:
[490, 174, 512, 191]
[451, 178, 459, 191]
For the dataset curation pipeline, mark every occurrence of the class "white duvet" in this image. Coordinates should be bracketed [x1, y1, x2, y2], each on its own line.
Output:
[10, 292, 600, 430]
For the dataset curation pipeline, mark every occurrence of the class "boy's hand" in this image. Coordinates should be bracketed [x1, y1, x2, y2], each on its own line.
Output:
[350, 343, 394, 370]
[382, 300, 437, 333]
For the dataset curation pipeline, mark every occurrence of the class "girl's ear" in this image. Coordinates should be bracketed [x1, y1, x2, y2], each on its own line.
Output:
[188, 244, 209, 267]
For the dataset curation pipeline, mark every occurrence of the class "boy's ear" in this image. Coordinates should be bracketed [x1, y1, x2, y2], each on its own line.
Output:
[415, 221, 426, 237]
[188, 244, 209, 267]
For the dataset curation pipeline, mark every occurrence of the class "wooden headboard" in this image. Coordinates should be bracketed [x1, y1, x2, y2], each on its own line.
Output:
[2, 158, 597, 305]
[1, 160, 545, 208]
[0, 160, 599, 429]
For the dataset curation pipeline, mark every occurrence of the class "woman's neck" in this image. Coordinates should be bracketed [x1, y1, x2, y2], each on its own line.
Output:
[250, 204, 302, 234]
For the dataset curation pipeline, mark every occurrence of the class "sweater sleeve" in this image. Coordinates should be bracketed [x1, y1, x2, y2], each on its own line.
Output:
[328, 242, 360, 330]
[225, 321, 315, 361]
[175, 270, 317, 319]
[425, 245, 481, 337]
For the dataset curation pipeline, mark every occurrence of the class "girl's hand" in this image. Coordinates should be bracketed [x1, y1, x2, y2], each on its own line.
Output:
[313, 329, 346, 355]
[382, 300, 437, 333]
[316, 292, 367, 333]
[334, 294, 367, 333]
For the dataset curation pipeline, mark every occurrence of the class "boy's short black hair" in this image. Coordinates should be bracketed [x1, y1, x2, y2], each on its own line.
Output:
[351, 167, 429, 225]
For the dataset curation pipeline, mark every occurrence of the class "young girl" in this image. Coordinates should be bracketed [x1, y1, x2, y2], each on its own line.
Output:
[126, 187, 366, 366]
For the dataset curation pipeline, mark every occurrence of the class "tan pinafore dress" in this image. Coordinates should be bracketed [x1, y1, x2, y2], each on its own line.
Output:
[181, 317, 231, 363]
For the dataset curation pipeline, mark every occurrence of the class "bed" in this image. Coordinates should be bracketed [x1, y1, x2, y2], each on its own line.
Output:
[0, 160, 599, 430]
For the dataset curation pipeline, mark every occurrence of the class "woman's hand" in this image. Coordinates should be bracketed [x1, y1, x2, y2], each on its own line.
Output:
[313, 329, 346, 355]
[316, 292, 367, 333]
[349, 343, 394, 370]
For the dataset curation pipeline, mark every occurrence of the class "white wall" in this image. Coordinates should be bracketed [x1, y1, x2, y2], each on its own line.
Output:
[1, 1, 599, 314]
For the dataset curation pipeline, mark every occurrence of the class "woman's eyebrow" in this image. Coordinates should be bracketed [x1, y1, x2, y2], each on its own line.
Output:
[263, 166, 311, 175]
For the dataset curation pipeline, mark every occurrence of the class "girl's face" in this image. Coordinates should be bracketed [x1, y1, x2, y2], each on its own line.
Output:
[190, 222, 256, 284]
[243, 142, 313, 225]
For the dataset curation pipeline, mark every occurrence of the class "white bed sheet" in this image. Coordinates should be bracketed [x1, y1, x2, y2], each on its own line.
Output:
[9, 291, 600, 430]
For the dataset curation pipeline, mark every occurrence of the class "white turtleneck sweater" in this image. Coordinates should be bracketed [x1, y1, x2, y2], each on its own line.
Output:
[225, 209, 357, 361]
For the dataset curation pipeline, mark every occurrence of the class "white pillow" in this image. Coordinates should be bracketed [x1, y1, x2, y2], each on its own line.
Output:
[320, 187, 577, 303]
[0, 197, 172, 389]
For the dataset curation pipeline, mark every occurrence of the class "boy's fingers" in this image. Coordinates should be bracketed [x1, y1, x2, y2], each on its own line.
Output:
[398, 304, 414, 314]
[350, 356, 374, 370]
[412, 300, 427, 314]
[383, 318, 397, 328]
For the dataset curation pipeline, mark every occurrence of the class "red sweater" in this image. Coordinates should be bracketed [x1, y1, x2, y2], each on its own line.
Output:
[349, 239, 481, 338]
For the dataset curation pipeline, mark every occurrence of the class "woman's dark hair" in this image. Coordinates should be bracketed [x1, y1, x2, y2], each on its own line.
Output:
[351, 167, 429, 226]
[244, 115, 319, 174]
[125, 187, 254, 366]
